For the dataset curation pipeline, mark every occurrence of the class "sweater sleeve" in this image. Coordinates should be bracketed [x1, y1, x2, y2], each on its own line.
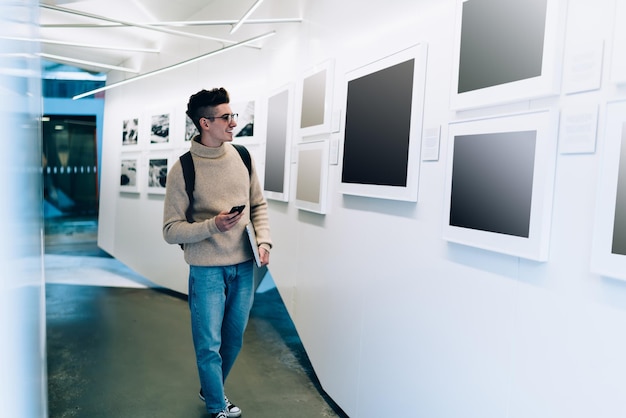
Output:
[162, 160, 220, 245]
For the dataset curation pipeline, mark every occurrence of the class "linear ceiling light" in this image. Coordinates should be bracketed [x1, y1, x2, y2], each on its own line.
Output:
[230, 0, 265, 34]
[72, 31, 275, 100]
[39, 53, 139, 73]
[2, 35, 159, 53]
[40, 3, 257, 47]
[42, 17, 303, 29]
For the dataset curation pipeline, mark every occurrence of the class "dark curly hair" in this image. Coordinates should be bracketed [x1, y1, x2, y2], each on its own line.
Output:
[186, 87, 230, 132]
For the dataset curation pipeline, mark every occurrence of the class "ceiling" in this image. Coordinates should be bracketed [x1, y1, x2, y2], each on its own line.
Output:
[38, 0, 303, 75]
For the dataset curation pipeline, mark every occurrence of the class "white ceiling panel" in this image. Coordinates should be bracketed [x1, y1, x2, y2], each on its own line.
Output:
[38, 0, 303, 74]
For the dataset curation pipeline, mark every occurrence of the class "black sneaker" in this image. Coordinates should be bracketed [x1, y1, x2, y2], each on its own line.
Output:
[209, 412, 227, 418]
[198, 389, 242, 418]
[224, 395, 242, 418]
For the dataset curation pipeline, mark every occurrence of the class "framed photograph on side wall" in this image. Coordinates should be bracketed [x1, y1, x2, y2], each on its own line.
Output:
[298, 60, 334, 138]
[263, 84, 294, 202]
[450, 0, 566, 110]
[119, 153, 140, 193]
[339, 43, 428, 202]
[442, 109, 559, 261]
[122, 117, 139, 147]
[231, 100, 257, 144]
[149, 110, 171, 146]
[184, 112, 199, 142]
[295, 139, 330, 214]
[146, 152, 171, 195]
[591, 100, 626, 280]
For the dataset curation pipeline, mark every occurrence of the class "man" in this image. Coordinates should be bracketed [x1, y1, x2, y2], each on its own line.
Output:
[163, 87, 272, 418]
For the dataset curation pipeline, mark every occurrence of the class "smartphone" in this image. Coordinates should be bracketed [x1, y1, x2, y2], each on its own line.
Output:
[229, 205, 245, 214]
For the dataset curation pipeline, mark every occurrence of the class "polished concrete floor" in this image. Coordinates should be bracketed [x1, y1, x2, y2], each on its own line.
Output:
[45, 216, 346, 418]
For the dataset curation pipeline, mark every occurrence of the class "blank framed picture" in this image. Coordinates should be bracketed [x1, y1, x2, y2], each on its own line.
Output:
[591, 100, 626, 280]
[339, 43, 428, 202]
[295, 139, 330, 214]
[298, 60, 334, 138]
[263, 85, 294, 202]
[450, 0, 566, 110]
[443, 109, 559, 261]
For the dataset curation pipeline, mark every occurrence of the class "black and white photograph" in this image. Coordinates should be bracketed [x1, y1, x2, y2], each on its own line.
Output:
[147, 157, 168, 194]
[232, 100, 255, 138]
[185, 114, 198, 141]
[119, 157, 139, 193]
[122, 118, 139, 146]
[150, 113, 170, 144]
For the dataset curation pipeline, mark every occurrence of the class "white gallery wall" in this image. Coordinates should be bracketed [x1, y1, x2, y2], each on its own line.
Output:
[97, 0, 626, 416]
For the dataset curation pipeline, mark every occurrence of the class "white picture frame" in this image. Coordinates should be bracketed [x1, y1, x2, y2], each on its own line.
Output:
[297, 59, 334, 138]
[122, 117, 140, 148]
[147, 106, 174, 148]
[295, 139, 330, 214]
[230, 99, 258, 146]
[263, 84, 294, 202]
[449, 0, 566, 110]
[339, 43, 428, 202]
[591, 100, 626, 280]
[119, 153, 140, 193]
[146, 151, 172, 195]
[184, 112, 198, 142]
[442, 109, 559, 261]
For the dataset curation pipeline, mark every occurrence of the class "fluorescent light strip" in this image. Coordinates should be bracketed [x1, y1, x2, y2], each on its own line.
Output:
[230, 0, 265, 34]
[41, 18, 304, 28]
[40, 4, 256, 47]
[72, 31, 276, 100]
[1, 36, 159, 53]
[40, 53, 139, 73]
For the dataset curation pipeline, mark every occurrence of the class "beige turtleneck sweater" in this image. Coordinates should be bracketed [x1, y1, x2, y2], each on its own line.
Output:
[163, 139, 272, 267]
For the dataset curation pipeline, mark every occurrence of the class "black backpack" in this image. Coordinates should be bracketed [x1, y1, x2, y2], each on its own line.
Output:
[178, 144, 251, 250]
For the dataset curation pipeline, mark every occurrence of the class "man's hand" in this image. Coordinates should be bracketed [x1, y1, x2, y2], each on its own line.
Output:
[259, 247, 270, 266]
[215, 208, 244, 232]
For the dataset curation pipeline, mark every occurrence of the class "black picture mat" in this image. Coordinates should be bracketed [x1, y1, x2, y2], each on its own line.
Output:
[612, 123, 626, 255]
[457, 0, 548, 94]
[264, 90, 289, 194]
[449, 130, 537, 238]
[341, 59, 415, 187]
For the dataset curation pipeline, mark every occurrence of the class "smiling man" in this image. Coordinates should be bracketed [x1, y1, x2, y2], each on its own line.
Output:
[162, 88, 272, 418]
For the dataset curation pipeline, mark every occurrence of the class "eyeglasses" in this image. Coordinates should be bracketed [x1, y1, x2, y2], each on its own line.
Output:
[203, 113, 238, 123]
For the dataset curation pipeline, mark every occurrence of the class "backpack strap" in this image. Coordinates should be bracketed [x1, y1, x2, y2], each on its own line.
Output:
[232, 143, 252, 177]
[179, 151, 195, 223]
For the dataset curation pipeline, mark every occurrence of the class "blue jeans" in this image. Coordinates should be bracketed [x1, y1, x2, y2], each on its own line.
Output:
[188, 261, 254, 414]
